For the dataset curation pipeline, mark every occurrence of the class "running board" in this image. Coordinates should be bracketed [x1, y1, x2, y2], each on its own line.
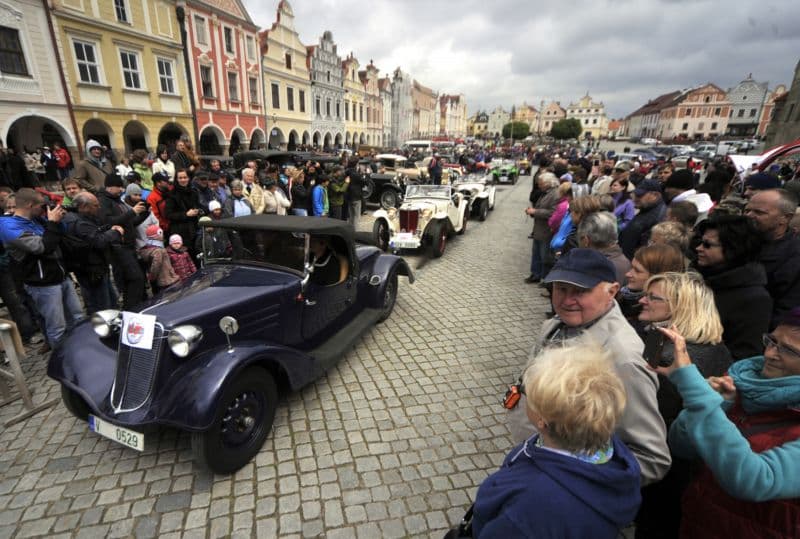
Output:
[309, 308, 382, 373]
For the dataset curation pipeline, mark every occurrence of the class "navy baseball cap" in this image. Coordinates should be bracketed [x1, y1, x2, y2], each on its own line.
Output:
[634, 179, 662, 197]
[744, 172, 780, 191]
[543, 248, 618, 288]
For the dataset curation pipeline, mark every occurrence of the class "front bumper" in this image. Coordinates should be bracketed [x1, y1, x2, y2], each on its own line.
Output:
[389, 234, 423, 250]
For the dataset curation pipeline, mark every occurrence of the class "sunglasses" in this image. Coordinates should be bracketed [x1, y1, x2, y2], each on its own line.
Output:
[763, 333, 800, 361]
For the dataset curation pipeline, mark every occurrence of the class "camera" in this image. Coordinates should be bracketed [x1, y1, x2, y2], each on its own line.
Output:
[643, 331, 672, 368]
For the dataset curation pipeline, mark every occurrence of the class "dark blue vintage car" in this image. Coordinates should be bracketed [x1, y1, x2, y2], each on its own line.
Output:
[48, 215, 414, 474]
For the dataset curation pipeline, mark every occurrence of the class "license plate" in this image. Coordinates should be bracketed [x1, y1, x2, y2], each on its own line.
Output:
[391, 238, 419, 249]
[89, 415, 145, 451]
[396, 232, 413, 241]
[500, 176, 508, 181]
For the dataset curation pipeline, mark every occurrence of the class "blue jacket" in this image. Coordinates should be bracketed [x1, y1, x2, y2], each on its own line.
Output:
[312, 185, 327, 217]
[550, 212, 573, 251]
[668, 359, 800, 501]
[472, 435, 641, 538]
[0, 214, 67, 286]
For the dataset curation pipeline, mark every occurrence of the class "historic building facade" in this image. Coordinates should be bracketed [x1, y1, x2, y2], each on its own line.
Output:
[625, 91, 681, 140]
[726, 75, 769, 137]
[49, 0, 193, 157]
[566, 94, 608, 139]
[379, 76, 392, 147]
[360, 61, 382, 146]
[342, 53, 365, 146]
[0, 0, 77, 157]
[486, 106, 509, 138]
[183, 0, 265, 155]
[513, 103, 539, 134]
[412, 80, 438, 138]
[260, 0, 311, 150]
[758, 84, 787, 138]
[765, 60, 800, 147]
[540, 101, 566, 134]
[307, 30, 344, 150]
[657, 84, 731, 140]
[390, 67, 412, 147]
[439, 94, 467, 138]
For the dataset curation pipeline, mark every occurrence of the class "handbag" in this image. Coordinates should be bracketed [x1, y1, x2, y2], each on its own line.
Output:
[443, 503, 473, 539]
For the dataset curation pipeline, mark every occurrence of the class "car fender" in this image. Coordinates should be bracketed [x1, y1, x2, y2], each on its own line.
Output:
[154, 342, 318, 431]
[368, 255, 415, 307]
[372, 210, 397, 233]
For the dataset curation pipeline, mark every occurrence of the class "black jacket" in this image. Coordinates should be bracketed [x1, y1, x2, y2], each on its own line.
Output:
[62, 211, 119, 277]
[757, 231, 800, 326]
[345, 168, 364, 201]
[165, 184, 200, 248]
[97, 190, 148, 249]
[619, 200, 667, 259]
[702, 262, 772, 360]
[291, 182, 311, 212]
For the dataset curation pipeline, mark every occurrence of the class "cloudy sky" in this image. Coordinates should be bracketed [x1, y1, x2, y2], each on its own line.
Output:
[242, 0, 800, 118]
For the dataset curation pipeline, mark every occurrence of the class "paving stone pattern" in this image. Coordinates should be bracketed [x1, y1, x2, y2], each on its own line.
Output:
[0, 173, 548, 538]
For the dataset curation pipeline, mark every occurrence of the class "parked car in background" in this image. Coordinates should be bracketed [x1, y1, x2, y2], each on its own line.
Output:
[49, 216, 414, 474]
[641, 137, 661, 145]
[451, 173, 496, 221]
[489, 159, 519, 184]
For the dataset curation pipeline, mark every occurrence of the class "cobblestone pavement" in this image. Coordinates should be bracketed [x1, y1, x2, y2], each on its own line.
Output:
[0, 172, 549, 538]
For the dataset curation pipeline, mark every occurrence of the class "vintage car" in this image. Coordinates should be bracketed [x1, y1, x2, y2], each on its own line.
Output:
[489, 159, 519, 184]
[374, 153, 428, 181]
[516, 157, 531, 175]
[451, 174, 496, 221]
[372, 184, 469, 258]
[48, 216, 414, 474]
[362, 170, 408, 209]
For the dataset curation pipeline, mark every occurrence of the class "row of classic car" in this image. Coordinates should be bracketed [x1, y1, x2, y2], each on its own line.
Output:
[48, 216, 415, 474]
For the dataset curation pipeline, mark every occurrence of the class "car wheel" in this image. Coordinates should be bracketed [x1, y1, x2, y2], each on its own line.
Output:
[377, 271, 398, 323]
[380, 189, 399, 209]
[511, 174, 517, 185]
[191, 367, 277, 475]
[362, 178, 375, 200]
[373, 219, 390, 252]
[429, 221, 447, 258]
[61, 385, 90, 421]
[478, 199, 489, 221]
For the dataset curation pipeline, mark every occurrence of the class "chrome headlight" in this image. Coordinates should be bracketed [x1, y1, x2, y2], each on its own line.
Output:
[91, 309, 121, 338]
[387, 207, 398, 219]
[168, 325, 203, 358]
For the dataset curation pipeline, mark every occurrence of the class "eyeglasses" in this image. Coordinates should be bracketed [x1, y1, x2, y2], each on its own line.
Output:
[644, 293, 667, 303]
[762, 333, 800, 361]
[699, 240, 721, 249]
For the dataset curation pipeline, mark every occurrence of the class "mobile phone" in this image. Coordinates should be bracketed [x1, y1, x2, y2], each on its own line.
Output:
[643, 331, 668, 368]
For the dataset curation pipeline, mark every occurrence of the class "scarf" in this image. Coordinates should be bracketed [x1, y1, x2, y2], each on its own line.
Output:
[728, 357, 800, 414]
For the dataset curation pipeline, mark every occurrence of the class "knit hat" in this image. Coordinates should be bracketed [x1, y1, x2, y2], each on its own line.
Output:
[744, 172, 780, 191]
[145, 224, 162, 240]
[104, 174, 125, 188]
[169, 234, 183, 246]
[664, 169, 694, 191]
[125, 183, 142, 197]
[208, 200, 222, 212]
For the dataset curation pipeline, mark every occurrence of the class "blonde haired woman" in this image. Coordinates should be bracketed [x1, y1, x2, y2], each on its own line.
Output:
[468, 342, 641, 538]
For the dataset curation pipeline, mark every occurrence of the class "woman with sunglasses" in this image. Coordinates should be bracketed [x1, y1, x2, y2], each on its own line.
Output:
[694, 214, 772, 360]
[652, 307, 800, 539]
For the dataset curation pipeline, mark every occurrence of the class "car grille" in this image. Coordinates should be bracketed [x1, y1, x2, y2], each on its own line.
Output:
[400, 210, 419, 232]
[110, 324, 164, 412]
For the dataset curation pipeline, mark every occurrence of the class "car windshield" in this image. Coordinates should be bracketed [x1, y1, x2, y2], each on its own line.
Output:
[207, 228, 307, 273]
[405, 185, 452, 199]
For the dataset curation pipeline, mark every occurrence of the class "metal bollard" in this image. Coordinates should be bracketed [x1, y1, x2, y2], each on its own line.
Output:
[0, 321, 58, 427]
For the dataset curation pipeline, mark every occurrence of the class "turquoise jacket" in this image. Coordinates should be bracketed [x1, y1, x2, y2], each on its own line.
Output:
[668, 359, 800, 501]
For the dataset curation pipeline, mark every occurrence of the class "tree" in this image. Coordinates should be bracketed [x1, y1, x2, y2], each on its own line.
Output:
[502, 121, 530, 140]
[550, 118, 583, 140]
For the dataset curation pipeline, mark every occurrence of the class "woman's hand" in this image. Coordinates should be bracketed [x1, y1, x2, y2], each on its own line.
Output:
[708, 375, 737, 401]
[652, 325, 693, 376]
[187, 208, 199, 217]
[525, 207, 535, 216]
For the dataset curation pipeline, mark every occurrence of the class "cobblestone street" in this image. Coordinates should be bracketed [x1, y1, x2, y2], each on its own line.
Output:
[0, 174, 549, 538]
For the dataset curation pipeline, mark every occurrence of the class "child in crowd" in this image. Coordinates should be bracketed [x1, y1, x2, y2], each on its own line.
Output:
[166, 234, 197, 281]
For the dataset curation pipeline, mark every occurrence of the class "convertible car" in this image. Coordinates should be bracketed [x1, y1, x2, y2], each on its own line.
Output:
[48, 216, 414, 474]
[451, 174, 496, 221]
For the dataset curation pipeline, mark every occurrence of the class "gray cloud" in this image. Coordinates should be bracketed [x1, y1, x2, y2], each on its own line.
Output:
[242, 0, 800, 117]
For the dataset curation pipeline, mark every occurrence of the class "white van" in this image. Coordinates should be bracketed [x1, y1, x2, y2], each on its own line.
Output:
[403, 140, 433, 154]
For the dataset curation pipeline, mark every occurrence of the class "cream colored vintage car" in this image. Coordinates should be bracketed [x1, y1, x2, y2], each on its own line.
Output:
[375, 153, 429, 181]
[372, 185, 469, 258]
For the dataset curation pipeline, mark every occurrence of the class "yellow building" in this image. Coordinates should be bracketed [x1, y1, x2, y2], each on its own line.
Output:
[566, 94, 609, 140]
[514, 103, 539, 133]
[260, 0, 311, 150]
[50, 0, 194, 156]
[342, 53, 366, 146]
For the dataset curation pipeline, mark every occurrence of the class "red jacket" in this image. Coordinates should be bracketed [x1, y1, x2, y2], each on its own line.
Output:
[147, 185, 171, 233]
[680, 401, 800, 539]
[166, 246, 196, 281]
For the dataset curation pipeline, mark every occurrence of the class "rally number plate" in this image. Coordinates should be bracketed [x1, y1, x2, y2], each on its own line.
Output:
[89, 415, 145, 451]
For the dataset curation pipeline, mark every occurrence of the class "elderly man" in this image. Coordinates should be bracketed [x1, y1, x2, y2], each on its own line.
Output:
[745, 189, 800, 326]
[619, 179, 667, 259]
[577, 211, 631, 285]
[507, 249, 670, 485]
[242, 168, 265, 214]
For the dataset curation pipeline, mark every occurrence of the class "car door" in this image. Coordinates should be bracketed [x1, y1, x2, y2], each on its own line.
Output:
[301, 254, 358, 342]
[446, 193, 460, 228]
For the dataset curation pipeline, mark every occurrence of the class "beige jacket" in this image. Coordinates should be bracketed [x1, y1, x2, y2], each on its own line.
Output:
[244, 182, 265, 214]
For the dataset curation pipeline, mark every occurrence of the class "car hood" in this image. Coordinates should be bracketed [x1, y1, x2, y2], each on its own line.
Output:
[453, 182, 486, 191]
[134, 264, 299, 327]
[400, 199, 446, 212]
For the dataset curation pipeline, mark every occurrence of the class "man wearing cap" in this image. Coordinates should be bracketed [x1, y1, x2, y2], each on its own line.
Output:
[507, 248, 670, 485]
[72, 139, 114, 191]
[663, 169, 713, 223]
[619, 179, 667, 259]
[594, 161, 632, 195]
[743, 172, 780, 199]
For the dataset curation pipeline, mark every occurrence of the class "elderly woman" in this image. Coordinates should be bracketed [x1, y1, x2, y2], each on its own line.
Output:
[469, 341, 641, 538]
[222, 180, 254, 218]
[654, 309, 800, 539]
[694, 214, 772, 359]
[524, 172, 560, 283]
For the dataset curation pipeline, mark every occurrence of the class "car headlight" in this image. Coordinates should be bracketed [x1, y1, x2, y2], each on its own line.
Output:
[168, 325, 203, 358]
[387, 207, 398, 219]
[91, 309, 121, 338]
[421, 209, 433, 218]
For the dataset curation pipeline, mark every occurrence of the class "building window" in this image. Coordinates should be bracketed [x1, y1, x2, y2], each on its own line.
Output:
[711, 122, 718, 130]
[285, 53, 292, 69]
[0, 27, 29, 76]
[359, 104, 363, 122]
[704, 96, 710, 103]
[681, 123, 688, 130]
[326, 70, 330, 83]
[584, 119, 588, 125]
[119, 49, 141, 89]
[298, 90, 305, 113]
[737, 109, 745, 118]
[194, 16, 207, 45]
[227, 72, 239, 101]
[248, 76, 258, 104]
[287, 87, 294, 111]
[714, 107, 721, 116]
[336, 101, 340, 119]
[685, 108, 691, 117]
[352, 102, 356, 121]
[698, 122, 705, 130]
[114, 0, 129, 23]
[315, 97, 321, 116]
[73, 40, 100, 84]
[742, 95, 747, 100]
[200, 65, 214, 97]
[326, 99, 331, 117]
[271, 82, 280, 108]
[345, 100, 349, 120]
[749, 108, 757, 117]
[245, 36, 255, 61]
[156, 57, 175, 94]
[592, 119, 597, 124]
[224, 27, 234, 55]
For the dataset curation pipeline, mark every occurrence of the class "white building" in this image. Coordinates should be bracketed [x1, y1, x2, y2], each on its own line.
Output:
[487, 106, 509, 138]
[379, 76, 392, 148]
[439, 94, 467, 138]
[566, 94, 609, 139]
[308, 31, 345, 149]
[391, 68, 413, 147]
[726, 75, 769, 137]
